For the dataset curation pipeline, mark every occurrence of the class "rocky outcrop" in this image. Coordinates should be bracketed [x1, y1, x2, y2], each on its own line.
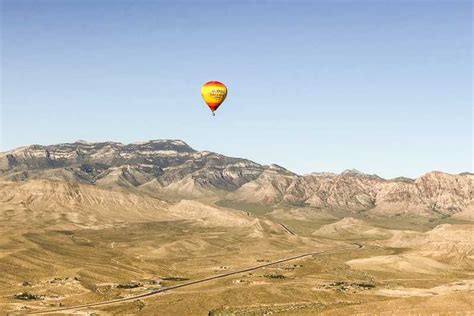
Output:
[233, 171, 473, 216]
[1, 140, 472, 216]
[0, 140, 267, 196]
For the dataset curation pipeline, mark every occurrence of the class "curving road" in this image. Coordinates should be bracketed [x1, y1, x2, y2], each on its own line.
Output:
[26, 243, 363, 315]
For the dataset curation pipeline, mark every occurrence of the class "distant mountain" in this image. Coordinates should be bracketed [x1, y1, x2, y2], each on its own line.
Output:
[231, 170, 473, 218]
[0, 140, 267, 196]
[1, 140, 472, 217]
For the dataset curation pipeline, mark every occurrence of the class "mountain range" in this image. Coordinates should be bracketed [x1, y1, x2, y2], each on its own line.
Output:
[1, 140, 472, 218]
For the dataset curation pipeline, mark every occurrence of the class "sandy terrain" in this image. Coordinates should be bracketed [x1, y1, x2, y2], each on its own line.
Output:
[0, 180, 472, 315]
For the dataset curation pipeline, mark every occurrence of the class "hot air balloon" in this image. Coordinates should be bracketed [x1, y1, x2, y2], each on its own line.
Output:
[201, 81, 228, 116]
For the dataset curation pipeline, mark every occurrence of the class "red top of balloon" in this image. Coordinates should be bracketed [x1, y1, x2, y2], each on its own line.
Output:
[203, 81, 225, 86]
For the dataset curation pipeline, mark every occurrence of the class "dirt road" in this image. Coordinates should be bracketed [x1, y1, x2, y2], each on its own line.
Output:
[26, 244, 363, 315]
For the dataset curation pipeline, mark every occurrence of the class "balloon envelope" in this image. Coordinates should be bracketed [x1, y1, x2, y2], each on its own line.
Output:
[201, 81, 227, 113]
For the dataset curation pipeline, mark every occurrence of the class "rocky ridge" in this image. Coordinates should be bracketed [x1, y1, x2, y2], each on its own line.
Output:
[1, 140, 472, 216]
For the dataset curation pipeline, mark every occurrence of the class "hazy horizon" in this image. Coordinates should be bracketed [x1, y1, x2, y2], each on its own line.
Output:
[1, 0, 472, 178]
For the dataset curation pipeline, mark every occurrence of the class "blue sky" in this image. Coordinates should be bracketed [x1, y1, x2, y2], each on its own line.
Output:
[1, 0, 472, 178]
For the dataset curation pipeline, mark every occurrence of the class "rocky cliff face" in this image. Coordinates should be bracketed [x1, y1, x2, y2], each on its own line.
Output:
[0, 140, 269, 196]
[231, 170, 473, 216]
[1, 140, 472, 216]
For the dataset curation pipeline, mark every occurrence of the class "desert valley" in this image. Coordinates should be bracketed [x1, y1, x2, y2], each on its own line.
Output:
[0, 140, 472, 315]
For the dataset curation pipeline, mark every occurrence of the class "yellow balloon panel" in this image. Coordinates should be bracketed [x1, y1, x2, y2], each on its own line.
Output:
[201, 84, 227, 106]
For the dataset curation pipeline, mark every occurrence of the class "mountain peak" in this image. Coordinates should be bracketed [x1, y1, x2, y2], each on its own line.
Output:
[340, 169, 383, 180]
[0, 139, 472, 216]
[75, 140, 93, 144]
[341, 168, 365, 175]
